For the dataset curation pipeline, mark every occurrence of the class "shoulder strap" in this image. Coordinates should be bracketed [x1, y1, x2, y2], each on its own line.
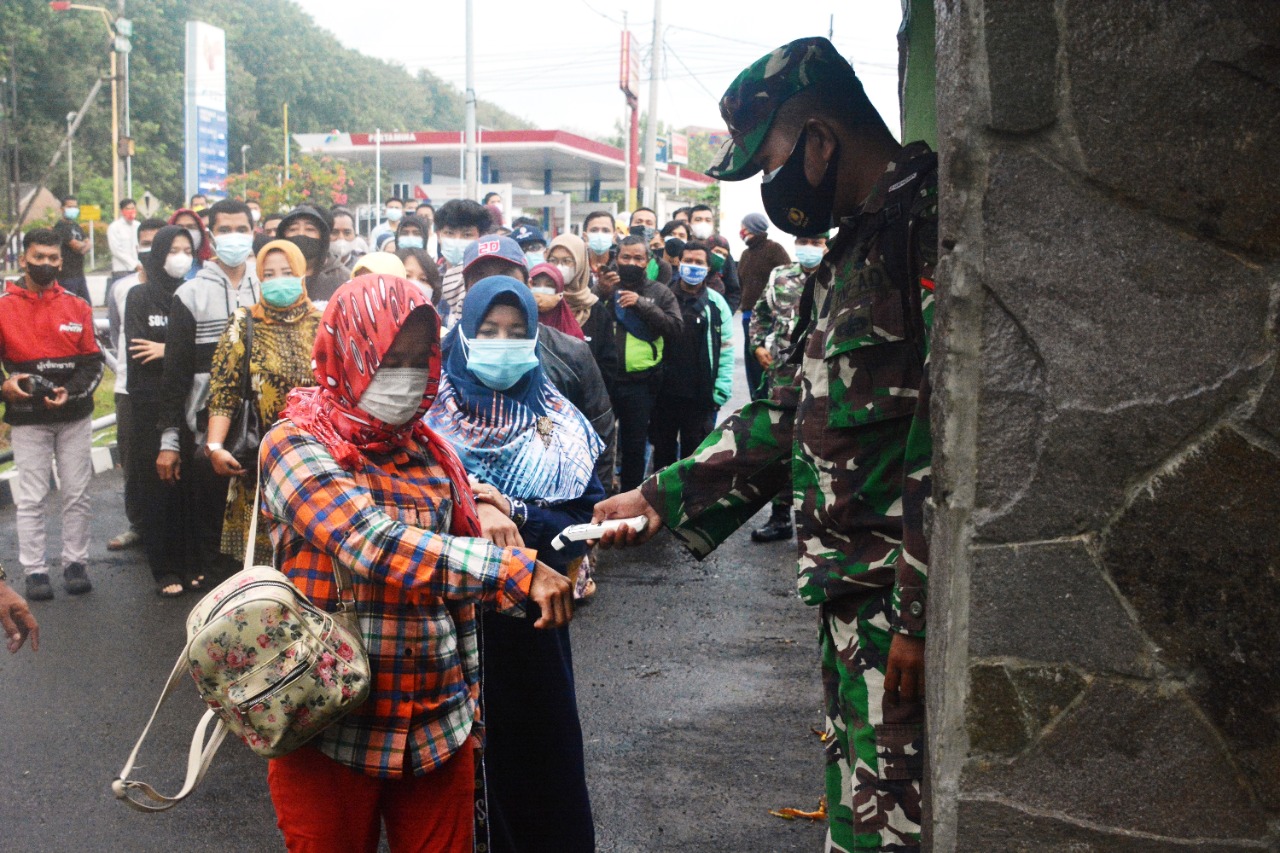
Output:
[239, 313, 254, 400]
[111, 646, 230, 811]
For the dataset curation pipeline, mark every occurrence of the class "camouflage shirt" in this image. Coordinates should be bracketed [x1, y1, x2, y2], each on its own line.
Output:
[748, 261, 809, 391]
[641, 143, 938, 636]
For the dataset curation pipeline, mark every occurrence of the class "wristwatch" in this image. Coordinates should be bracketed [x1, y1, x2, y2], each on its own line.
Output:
[206, 442, 224, 453]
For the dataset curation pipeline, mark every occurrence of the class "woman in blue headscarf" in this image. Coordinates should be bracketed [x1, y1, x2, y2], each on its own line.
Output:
[427, 275, 603, 853]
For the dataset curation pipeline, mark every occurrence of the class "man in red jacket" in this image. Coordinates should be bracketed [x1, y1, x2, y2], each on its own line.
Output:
[0, 229, 104, 601]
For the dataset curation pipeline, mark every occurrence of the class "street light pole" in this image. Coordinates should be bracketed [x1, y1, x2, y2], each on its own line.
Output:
[241, 144, 249, 175]
[66, 113, 75, 194]
[48, 2, 124, 214]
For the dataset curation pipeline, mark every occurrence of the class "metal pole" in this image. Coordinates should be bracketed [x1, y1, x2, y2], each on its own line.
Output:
[643, 0, 662, 208]
[463, 0, 477, 201]
[374, 128, 381, 211]
[67, 115, 74, 195]
[9, 43, 19, 222]
[283, 102, 290, 182]
[5, 77, 104, 248]
[123, 48, 131, 196]
[110, 49, 119, 217]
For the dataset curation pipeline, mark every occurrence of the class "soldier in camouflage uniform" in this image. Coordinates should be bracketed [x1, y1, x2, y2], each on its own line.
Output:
[595, 36, 936, 853]
[747, 233, 828, 542]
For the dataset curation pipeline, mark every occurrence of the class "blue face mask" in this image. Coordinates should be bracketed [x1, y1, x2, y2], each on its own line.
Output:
[462, 331, 540, 391]
[524, 250, 545, 267]
[64, 207, 80, 220]
[397, 234, 424, 250]
[441, 237, 469, 267]
[795, 245, 825, 269]
[214, 232, 254, 267]
[586, 232, 614, 255]
[261, 276, 304, 307]
[679, 263, 709, 286]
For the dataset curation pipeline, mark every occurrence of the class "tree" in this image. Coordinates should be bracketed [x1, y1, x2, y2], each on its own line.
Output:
[224, 156, 373, 214]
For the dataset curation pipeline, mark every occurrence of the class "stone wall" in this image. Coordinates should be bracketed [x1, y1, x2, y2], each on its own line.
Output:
[928, 1, 1280, 849]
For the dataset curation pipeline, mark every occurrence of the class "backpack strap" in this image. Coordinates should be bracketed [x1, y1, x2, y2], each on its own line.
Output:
[111, 646, 230, 811]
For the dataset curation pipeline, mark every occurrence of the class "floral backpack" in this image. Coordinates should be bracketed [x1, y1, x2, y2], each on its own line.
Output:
[112, 488, 371, 811]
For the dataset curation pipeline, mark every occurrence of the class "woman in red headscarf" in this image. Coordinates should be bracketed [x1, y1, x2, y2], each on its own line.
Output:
[257, 273, 573, 853]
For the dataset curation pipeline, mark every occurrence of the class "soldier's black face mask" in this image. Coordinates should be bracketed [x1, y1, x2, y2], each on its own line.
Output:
[760, 125, 838, 237]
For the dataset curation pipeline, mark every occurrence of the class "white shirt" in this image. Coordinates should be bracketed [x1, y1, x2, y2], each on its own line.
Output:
[107, 217, 140, 272]
[112, 273, 142, 394]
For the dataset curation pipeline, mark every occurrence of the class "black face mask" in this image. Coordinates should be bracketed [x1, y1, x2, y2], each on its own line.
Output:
[288, 235, 324, 264]
[26, 263, 59, 286]
[616, 263, 645, 287]
[760, 126, 838, 237]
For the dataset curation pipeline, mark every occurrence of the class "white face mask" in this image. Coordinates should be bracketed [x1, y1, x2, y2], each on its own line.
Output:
[690, 221, 714, 240]
[553, 262, 576, 283]
[164, 253, 193, 279]
[330, 238, 354, 258]
[357, 366, 432, 425]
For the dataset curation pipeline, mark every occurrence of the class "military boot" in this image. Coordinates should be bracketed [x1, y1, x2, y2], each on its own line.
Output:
[751, 503, 793, 543]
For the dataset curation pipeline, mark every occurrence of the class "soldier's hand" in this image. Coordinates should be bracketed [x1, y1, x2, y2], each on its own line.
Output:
[528, 561, 573, 629]
[592, 489, 661, 548]
[884, 634, 925, 703]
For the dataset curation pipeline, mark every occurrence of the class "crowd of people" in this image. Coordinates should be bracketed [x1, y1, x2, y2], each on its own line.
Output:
[0, 35, 935, 853]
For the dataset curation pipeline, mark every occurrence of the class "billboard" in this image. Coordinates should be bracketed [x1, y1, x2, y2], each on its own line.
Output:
[184, 22, 228, 202]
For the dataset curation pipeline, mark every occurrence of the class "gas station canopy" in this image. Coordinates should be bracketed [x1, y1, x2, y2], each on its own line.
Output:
[292, 129, 714, 199]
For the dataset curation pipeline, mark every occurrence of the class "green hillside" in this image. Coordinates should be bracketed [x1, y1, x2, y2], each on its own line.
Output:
[0, 0, 528, 209]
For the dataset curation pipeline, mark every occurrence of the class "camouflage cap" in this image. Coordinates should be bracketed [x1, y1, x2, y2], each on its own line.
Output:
[707, 37, 860, 182]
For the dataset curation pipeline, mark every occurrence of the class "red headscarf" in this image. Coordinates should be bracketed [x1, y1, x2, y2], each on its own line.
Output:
[528, 262, 585, 340]
[168, 208, 214, 262]
[280, 274, 480, 535]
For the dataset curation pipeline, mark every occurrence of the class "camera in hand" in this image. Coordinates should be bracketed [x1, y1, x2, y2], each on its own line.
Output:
[21, 375, 58, 403]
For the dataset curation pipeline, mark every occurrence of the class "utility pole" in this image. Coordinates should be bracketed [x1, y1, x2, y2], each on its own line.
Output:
[283, 102, 290, 182]
[463, 0, 477, 201]
[0, 56, 10, 222]
[66, 113, 75, 194]
[642, 0, 662, 209]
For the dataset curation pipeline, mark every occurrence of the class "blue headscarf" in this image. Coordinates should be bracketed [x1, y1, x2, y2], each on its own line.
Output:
[429, 276, 603, 502]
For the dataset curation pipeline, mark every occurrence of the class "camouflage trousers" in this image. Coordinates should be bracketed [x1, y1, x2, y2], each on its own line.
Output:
[820, 590, 923, 853]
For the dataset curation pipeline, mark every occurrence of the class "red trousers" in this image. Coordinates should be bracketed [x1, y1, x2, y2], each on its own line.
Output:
[267, 739, 475, 853]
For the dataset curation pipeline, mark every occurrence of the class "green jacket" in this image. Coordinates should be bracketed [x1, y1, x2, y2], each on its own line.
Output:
[641, 143, 938, 637]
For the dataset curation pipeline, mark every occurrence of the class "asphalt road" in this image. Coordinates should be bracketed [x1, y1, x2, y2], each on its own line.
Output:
[0, 349, 827, 852]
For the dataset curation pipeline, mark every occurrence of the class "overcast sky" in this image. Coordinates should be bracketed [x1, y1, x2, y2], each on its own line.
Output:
[295, 0, 905, 140]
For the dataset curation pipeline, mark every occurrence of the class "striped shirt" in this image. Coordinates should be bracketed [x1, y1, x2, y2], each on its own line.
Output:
[260, 420, 536, 778]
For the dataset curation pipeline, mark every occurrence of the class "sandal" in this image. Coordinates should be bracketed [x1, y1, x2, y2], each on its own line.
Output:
[157, 574, 186, 598]
[187, 574, 206, 591]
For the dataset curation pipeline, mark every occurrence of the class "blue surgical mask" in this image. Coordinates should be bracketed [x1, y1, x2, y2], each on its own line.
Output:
[679, 263, 709, 286]
[524, 251, 545, 267]
[64, 207, 80, 220]
[397, 234, 424, 250]
[214, 232, 254, 267]
[385, 208, 403, 222]
[261, 276, 304, 308]
[441, 237, 469, 266]
[795, 245, 825, 269]
[586, 232, 614, 255]
[462, 331, 540, 391]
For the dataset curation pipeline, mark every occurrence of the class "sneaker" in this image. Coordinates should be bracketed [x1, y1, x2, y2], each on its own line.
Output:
[751, 509, 794, 543]
[63, 562, 92, 595]
[107, 530, 141, 551]
[26, 573, 54, 601]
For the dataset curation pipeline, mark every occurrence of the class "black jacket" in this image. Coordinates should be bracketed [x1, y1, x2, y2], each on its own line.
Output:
[538, 324, 617, 488]
[577, 299, 618, 394]
[606, 277, 683, 385]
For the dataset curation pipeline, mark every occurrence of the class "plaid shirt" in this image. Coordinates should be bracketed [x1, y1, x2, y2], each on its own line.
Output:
[260, 420, 536, 778]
